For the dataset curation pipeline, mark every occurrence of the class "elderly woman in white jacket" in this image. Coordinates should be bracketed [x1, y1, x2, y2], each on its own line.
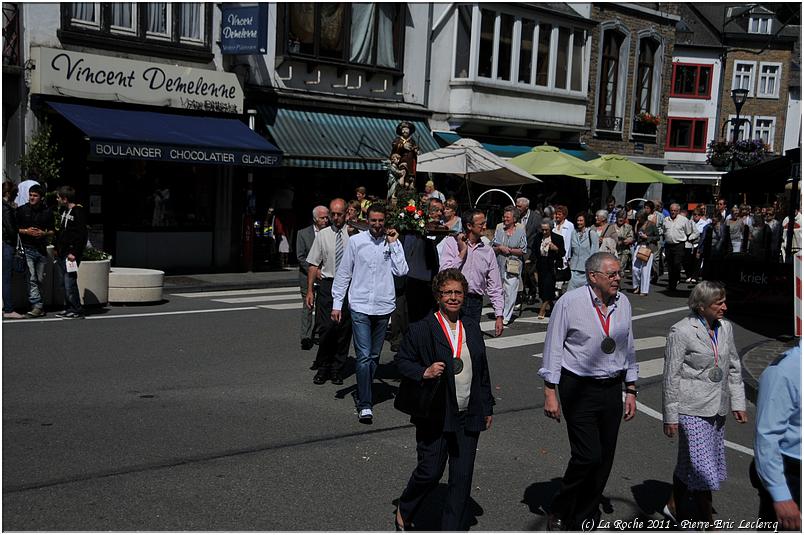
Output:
[661, 281, 748, 526]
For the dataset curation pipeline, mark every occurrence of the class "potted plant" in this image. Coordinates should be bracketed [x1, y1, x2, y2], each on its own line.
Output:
[633, 112, 660, 135]
[78, 247, 112, 306]
[17, 119, 63, 184]
[732, 139, 768, 167]
[706, 140, 732, 168]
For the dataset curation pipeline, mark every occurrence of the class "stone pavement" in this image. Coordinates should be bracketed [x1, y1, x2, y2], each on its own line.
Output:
[741, 336, 801, 403]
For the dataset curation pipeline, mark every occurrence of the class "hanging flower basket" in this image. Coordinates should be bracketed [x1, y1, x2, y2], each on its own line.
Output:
[706, 140, 732, 168]
[732, 139, 768, 168]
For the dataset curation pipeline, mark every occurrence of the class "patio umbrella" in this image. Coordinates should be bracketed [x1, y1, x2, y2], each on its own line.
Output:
[508, 144, 617, 180]
[417, 138, 541, 186]
[587, 154, 682, 184]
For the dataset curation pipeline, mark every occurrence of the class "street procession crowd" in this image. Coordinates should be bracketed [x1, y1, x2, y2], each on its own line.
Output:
[294, 180, 800, 531]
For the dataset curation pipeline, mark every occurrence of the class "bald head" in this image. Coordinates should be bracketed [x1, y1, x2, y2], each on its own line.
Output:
[329, 198, 346, 228]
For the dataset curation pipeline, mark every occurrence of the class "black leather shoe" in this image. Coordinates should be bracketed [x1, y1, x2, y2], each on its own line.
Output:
[313, 371, 328, 385]
[301, 338, 313, 350]
[547, 514, 564, 531]
[330, 372, 343, 385]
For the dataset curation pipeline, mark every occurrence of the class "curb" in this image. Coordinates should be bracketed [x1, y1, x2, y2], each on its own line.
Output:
[740, 337, 800, 404]
[163, 276, 299, 294]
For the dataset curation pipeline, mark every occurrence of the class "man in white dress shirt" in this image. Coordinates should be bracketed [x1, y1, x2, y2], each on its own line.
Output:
[332, 204, 409, 423]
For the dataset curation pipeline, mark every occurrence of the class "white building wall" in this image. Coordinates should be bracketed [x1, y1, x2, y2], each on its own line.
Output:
[783, 87, 801, 152]
[665, 49, 723, 163]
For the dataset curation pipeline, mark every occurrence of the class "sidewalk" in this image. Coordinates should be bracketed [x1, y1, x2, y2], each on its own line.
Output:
[741, 336, 800, 403]
[164, 268, 299, 293]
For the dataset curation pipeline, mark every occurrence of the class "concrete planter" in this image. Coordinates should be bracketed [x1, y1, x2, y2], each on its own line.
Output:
[77, 258, 111, 306]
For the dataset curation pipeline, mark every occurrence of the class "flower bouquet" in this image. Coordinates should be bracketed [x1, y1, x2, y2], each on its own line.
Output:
[386, 190, 446, 237]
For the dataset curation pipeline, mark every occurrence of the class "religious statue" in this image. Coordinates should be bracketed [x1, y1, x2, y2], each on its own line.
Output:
[386, 153, 414, 200]
[390, 120, 420, 179]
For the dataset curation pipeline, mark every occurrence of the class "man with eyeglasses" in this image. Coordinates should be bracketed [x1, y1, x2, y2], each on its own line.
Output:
[539, 252, 638, 531]
[439, 208, 504, 337]
[297, 205, 329, 350]
[305, 199, 351, 386]
[332, 204, 408, 423]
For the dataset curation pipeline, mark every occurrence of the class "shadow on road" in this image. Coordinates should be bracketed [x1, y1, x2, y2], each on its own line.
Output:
[631, 478, 672, 517]
[391, 486, 484, 530]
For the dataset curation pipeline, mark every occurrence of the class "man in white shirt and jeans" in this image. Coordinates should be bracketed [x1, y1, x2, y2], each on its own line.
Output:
[332, 204, 409, 423]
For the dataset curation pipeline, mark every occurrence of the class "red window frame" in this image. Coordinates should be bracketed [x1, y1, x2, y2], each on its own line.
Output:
[665, 117, 709, 152]
[670, 62, 713, 99]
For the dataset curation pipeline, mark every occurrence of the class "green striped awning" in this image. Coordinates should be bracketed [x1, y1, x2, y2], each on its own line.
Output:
[259, 107, 439, 170]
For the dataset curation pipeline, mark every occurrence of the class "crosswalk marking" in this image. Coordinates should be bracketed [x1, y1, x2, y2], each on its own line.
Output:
[486, 331, 547, 349]
[212, 294, 300, 304]
[634, 336, 666, 351]
[257, 303, 303, 310]
[172, 287, 299, 298]
[638, 357, 665, 378]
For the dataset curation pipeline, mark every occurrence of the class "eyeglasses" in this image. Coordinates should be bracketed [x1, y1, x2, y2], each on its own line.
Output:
[439, 290, 464, 297]
[592, 270, 623, 280]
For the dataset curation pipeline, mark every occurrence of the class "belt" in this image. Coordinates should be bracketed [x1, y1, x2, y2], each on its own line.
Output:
[561, 367, 623, 386]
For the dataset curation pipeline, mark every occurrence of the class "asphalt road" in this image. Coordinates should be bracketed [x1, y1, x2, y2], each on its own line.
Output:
[2, 280, 774, 531]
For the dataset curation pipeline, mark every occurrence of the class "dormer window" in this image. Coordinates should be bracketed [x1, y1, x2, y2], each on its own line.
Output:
[748, 16, 772, 34]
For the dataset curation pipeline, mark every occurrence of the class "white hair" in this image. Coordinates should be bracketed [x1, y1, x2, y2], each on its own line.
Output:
[312, 205, 328, 220]
[516, 197, 530, 208]
[596, 209, 609, 220]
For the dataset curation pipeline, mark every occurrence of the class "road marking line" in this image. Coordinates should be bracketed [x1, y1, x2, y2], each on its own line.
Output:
[638, 357, 665, 379]
[212, 294, 300, 304]
[171, 287, 298, 298]
[257, 303, 303, 310]
[84, 307, 258, 320]
[634, 336, 666, 351]
[632, 306, 688, 321]
[486, 331, 547, 349]
[631, 397, 754, 457]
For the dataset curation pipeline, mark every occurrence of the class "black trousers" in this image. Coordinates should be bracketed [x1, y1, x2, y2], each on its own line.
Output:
[683, 247, 699, 281]
[398, 412, 480, 531]
[552, 369, 623, 530]
[749, 457, 801, 530]
[462, 294, 483, 323]
[313, 279, 352, 373]
[664, 242, 685, 289]
[389, 276, 408, 347]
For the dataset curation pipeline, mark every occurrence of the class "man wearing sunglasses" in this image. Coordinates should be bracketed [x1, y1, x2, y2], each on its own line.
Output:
[539, 251, 638, 531]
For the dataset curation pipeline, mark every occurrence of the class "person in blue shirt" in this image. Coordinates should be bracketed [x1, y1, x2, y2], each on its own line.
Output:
[751, 346, 801, 531]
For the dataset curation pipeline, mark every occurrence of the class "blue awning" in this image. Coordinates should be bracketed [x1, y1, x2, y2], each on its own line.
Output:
[48, 101, 282, 167]
[259, 106, 439, 170]
[433, 131, 600, 161]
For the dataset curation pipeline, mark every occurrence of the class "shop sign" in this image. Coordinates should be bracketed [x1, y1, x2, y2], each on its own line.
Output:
[220, 5, 268, 55]
[30, 46, 244, 114]
[90, 141, 281, 168]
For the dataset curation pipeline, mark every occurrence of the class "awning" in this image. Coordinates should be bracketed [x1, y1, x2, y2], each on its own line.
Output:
[47, 101, 282, 167]
[259, 106, 439, 170]
[433, 131, 600, 161]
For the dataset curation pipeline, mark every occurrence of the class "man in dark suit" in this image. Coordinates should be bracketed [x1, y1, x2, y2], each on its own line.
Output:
[296, 205, 329, 350]
[516, 197, 540, 303]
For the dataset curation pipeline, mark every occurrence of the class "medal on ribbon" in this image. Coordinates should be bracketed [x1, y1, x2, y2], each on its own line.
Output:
[590, 292, 616, 354]
[699, 317, 722, 383]
[436, 312, 464, 375]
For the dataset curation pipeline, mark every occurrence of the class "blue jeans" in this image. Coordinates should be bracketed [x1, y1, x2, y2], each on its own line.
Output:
[23, 246, 46, 308]
[3, 242, 13, 313]
[350, 310, 390, 410]
[57, 256, 82, 314]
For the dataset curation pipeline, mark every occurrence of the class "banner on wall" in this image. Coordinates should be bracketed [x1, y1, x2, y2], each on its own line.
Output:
[220, 4, 268, 55]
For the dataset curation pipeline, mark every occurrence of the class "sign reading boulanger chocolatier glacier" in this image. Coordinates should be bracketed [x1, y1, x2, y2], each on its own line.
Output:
[30, 47, 244, 114]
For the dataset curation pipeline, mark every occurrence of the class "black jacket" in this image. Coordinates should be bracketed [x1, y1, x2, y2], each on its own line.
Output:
[16, 202, 54, 252]
[535, 231, 565, 273]
[3, 199, 17, 246]
[395, 313, 494, 433]
[55, 204, 88, 259]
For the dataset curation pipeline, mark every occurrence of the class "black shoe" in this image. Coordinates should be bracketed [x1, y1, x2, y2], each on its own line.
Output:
[547, 514, 564, 531]
[313, 371, 328, 385]
[330, 372, 343, 385]
[301, 338, 314, 350]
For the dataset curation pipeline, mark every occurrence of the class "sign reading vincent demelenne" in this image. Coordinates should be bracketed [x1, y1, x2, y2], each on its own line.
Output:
[30, 47, 244, 114]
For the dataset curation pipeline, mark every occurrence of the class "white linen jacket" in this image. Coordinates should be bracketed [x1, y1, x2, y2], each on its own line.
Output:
[662, 315, 746, 424]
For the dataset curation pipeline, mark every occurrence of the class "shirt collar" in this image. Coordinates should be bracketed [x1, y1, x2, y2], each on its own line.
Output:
[586, 285, 620, 307]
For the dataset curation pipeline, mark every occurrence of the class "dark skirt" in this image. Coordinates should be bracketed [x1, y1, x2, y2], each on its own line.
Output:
[537, 262, 557, 302]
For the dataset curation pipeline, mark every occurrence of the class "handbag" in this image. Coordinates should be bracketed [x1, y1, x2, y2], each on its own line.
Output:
[636, 245, 652, 262]
[394, 328, 444, 418]
[13, 235, 26, 273]
[505, 256, 522, 276]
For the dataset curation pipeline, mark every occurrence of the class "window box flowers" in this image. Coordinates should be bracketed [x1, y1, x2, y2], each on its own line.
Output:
[633, 112, 660, 135]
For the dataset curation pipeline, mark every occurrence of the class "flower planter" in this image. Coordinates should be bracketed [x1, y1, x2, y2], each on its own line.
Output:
[78, 257, 111, 306]
[708, 154, 730, 168]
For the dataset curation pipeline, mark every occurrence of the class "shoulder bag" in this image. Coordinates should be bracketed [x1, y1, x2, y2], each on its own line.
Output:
[394, 331, 444, 418]
[636, 245, 652, 262]
[13, 235, 26, 273]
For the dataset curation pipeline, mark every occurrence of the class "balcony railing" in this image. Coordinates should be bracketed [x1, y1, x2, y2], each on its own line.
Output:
[596, 115, 623, 132]
[3, 3, 20, 67]
[632, 119, 658, 136]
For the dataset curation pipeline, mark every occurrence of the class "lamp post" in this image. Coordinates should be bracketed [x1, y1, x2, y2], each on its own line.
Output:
[730, 88, 749, 145]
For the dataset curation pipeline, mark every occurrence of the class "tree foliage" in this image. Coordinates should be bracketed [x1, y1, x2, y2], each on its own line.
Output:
[17, 120, 63, 185]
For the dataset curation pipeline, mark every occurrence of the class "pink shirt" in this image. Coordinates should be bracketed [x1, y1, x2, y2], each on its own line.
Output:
[439, 236, 504, 317]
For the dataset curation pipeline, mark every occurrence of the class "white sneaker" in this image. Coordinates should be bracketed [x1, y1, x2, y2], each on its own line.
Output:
[358, 408, 373, 422]
[3, 311, 26, 320]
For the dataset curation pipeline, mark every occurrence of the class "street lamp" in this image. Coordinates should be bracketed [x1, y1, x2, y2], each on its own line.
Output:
[730, 88, 749, 143]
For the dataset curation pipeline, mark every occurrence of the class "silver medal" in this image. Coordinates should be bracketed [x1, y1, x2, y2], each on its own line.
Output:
[709, 367, 723, 382]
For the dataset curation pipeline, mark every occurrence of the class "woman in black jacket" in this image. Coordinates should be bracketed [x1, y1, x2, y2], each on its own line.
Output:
[534, 218, 565, 319]
[394, 268, 494, 531]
